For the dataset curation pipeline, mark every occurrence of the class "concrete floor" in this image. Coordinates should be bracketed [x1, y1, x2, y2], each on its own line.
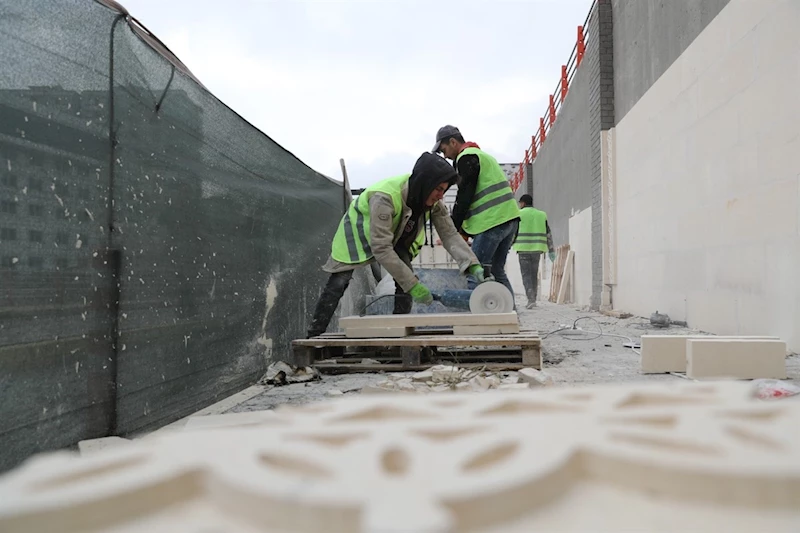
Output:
[221, 297, 800, 415]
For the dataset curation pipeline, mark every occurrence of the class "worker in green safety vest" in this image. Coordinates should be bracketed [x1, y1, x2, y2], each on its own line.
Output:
[432, 125, 520, 304]
[307, 152, 484, 338]
[512, 194, 555, 309]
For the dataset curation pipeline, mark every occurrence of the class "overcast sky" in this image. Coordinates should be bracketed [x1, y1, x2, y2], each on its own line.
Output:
[120, 0, 593, 187]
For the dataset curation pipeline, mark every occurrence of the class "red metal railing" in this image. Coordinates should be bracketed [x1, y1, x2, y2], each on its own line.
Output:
[510, 0, 597, 192]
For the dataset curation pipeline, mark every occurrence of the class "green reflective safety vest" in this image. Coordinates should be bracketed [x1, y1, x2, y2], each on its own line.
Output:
[408, 212, 429, 260]
[456, 147, 520, 235]
[513, 207, 549, 253]
[330, 173, 426, 264]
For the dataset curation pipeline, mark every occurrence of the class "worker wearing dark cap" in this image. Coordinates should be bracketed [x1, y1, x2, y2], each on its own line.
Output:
[432, 125, 520, 302]
[306, 152, 484, 338]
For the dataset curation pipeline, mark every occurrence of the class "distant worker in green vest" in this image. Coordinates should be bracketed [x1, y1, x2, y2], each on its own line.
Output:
[432, 125, 521, 303]
[513, 194, 555, 308]
[307, 152, 485, 338]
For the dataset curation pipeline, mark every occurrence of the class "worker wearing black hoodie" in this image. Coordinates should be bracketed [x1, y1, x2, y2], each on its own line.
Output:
[307, 152, 484, 338]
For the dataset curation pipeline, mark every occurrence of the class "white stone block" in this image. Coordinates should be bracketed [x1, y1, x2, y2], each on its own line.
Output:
[687, 338, 787, 379]
[642, 335, 781, 374]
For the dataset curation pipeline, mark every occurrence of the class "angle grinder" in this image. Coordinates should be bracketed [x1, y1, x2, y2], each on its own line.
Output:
[431, 281, 515, 314]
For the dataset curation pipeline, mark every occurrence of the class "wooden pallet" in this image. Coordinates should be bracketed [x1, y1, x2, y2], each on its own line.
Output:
[292, 331, 542, 372]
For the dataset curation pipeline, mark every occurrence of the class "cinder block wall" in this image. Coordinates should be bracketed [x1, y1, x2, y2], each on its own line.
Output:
[529, 0, 615, 308]
[613, 0, 800, 351]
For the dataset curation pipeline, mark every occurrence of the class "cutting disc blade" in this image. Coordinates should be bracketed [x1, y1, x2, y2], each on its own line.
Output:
[469, 281, 514, 314]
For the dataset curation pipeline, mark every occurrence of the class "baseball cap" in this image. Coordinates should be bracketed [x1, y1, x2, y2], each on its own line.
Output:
[432, 125, 461, 153]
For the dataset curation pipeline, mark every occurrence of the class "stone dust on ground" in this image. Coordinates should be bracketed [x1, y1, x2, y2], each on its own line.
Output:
[229, 297, 800, 414]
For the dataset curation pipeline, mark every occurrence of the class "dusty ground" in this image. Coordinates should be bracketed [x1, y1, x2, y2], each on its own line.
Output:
[228, 298, 800, 414]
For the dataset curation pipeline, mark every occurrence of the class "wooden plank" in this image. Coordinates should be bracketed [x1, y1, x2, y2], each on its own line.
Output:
[292, 345, 315, 367]
[340, 312, 518, 329]
[401, 346, 421, 368]
[557, 250, 574, 304]
[295, 334, 541, 349]
[325, 352, 532, 365]
[549, 245, 568, 302]
[452, 324, 520, 335]
[317, 330, 539, 340]
[522, 347, 543, 370]
[315, 362, 527, 375]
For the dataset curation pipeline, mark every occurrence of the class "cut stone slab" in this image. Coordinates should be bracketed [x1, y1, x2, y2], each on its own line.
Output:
[345, 327, 412, 338]
[686, 339, 787, 380]
[452, 324, 520, 335]
[340, 312, 518, 329]
[77, 437, 131, 456]
[641, 335, 781, 374]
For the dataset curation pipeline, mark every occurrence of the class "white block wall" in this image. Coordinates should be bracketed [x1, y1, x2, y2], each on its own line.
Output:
[614, 0, 800, 351]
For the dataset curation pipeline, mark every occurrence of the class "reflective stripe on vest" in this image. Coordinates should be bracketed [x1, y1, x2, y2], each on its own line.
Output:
[331, 174, 408, 264]
[456, 147, 520, 235]
[513, 207, 549, 253]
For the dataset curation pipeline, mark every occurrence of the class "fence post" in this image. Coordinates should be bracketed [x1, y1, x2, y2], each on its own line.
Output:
[531, 135, 537, 158]
[561, 65, 569, 102]
[577, 25, 585, 66]
[539, 117, 546, 144]
[549, 94, 556, 126]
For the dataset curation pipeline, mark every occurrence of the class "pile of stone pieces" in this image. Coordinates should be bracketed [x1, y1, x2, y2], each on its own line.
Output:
[360, 365, 552, 394]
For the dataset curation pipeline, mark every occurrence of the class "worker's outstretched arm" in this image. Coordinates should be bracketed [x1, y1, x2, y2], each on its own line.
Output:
[368, 194, 419, 292]
[432, 200, 480, 274]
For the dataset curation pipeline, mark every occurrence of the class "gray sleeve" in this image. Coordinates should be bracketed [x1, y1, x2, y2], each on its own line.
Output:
[368, 194, 419, 292]
[431, 200, 480, 274]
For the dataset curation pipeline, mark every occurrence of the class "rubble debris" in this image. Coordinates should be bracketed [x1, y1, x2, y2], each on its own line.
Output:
[78, 436, 131, 456]
[412, 370, 433, 382]
[518, 368, 553, 387]
[498, 383, 531, 391]
[360, 365, 546, 395]
[649, 311, 671, 328]
[325, 389, 344, 397]
[259, 361, 321, 386]
[542, 346, 567, 365]
[600, 308, 633, 319]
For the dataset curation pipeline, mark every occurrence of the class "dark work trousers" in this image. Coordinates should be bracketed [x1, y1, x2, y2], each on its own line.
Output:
[518, 251, 542, 303]
[467, 218, 519, 308]
[307, 251, 413, 338]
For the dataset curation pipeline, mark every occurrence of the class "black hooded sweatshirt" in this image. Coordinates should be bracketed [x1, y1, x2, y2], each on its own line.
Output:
[395, 153, 459, 253]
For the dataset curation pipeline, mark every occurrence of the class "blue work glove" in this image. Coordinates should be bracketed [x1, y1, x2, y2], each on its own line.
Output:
[549, 252, 556, 262]
[467, 264, 485, 283]
[409, 282, 433, 305]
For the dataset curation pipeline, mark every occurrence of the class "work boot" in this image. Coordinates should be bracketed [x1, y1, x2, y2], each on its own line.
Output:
[526, 301, 537, 309]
